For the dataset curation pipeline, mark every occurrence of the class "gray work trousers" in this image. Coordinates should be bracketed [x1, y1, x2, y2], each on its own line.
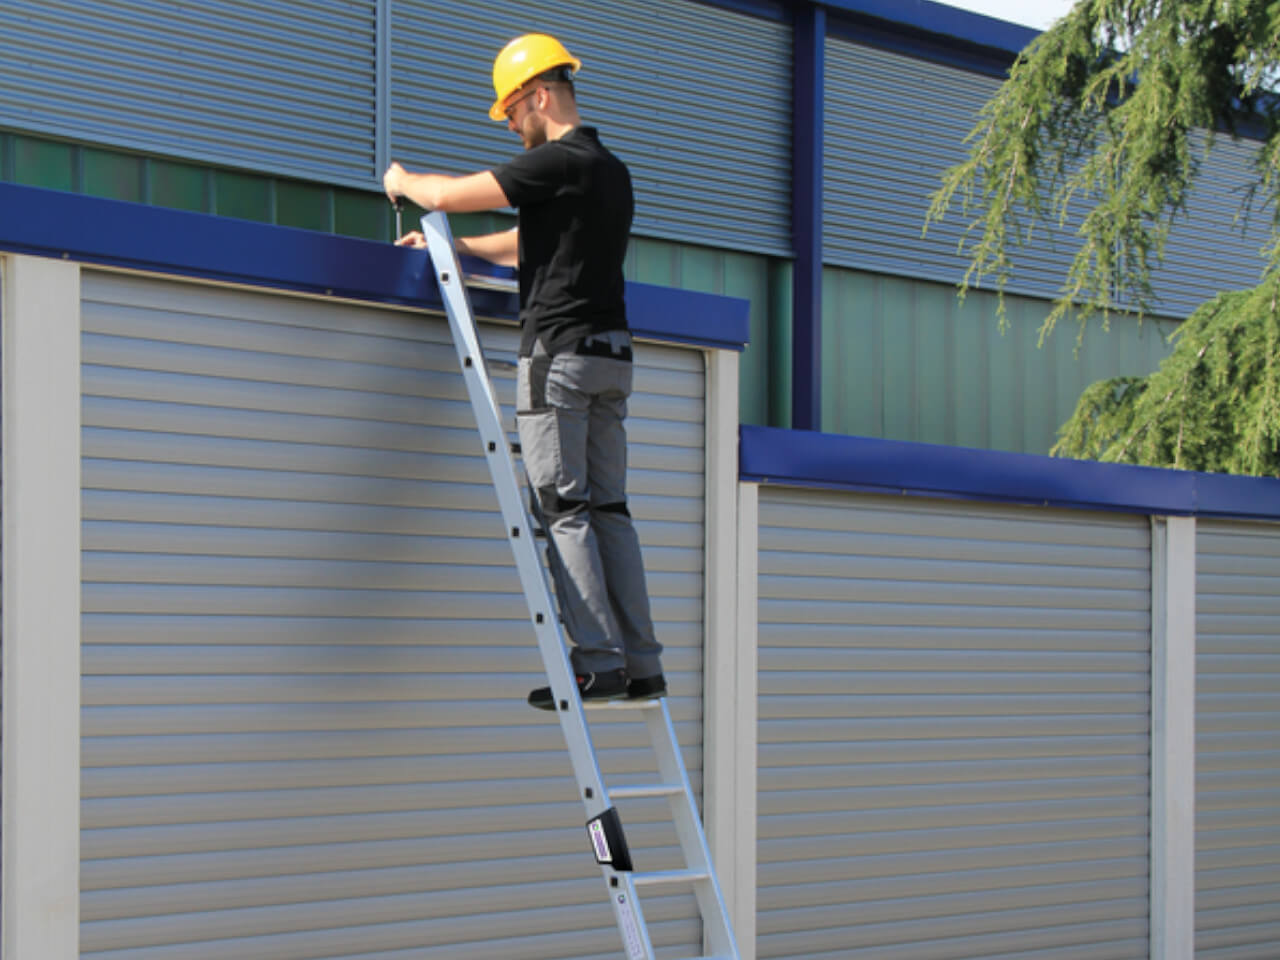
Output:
[516, 332, 663, 678]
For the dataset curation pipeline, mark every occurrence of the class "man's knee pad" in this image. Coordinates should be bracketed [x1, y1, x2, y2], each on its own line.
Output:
[537, 487, 589, 521]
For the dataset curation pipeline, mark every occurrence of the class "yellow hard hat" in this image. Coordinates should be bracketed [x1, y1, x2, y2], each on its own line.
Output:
[489, 33, 582, 121]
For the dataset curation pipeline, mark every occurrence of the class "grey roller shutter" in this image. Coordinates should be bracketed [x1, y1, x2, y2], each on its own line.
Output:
[79, 270, 707, 958]
[0, 0, 378, 186]
[1196, 520, 1280, 960]
[392, 0, 792, 255]
[756, 487, 1152, 960]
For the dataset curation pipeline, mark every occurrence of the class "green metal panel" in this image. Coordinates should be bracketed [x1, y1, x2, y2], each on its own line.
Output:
[334, 189, 390, 241]
[822, 267, 1180, 456]
[83, 148, 143, 204]
[214, 170, 272, 224]
[276, 180, 333, 233]
[148, 159, 209, 213]
[13, 133, 74, 191]
[627, 236, 785, 428]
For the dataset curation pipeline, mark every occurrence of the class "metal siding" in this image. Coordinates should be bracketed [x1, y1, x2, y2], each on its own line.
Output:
[824, 38, 1271, 321]
[0, 0, 378, 186]
[627, 236, 781, 429]
[392, 0, 792, 255]
[79, 271, 707, 958]
[1195, 521, 1280, 960]
[821, 267, 1180, 455]
[823, 39, 1077, 301]
[756, 487, 1152, 960]
[1149, 134, 1277, 319]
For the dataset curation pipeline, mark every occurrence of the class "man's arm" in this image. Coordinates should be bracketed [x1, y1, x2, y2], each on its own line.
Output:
[383, 162, 508, 213]
[456, 228, 519, 267]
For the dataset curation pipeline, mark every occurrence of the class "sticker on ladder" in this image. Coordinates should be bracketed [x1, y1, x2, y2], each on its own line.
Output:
[615, 892, 647, 960]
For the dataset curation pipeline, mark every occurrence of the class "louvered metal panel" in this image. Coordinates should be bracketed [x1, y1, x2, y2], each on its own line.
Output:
[79, 271, 707, 959]
[823, 39, 1078, 301]
[391, 0, 792, 256]
[1195, 520, 1280, 960]
[0, 0, 378, 186]
[1148, 134, 1277, 318]
[825, 38, 1272, 320]
[756, 487, 1152, 960]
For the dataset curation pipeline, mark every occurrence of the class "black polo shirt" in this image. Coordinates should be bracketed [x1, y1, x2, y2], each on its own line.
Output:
[491, 126, 634, 357]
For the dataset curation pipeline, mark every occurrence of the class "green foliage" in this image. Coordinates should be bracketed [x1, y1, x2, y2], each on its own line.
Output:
[1052, 275, 1280, 474]
[924, 0, 1280, 341]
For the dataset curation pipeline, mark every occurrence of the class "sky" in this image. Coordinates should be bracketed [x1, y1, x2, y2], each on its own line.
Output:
[936, 0, 1077, 30]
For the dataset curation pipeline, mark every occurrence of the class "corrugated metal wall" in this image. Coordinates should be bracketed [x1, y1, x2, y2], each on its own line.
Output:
[392, 0, 792, 256]
[755, 486, 1153, 960]
[820, 267, 1180, 455]
[0, 0, 791, 255]
[1195, 520, 1280, 960]
[823, 34, 1273, 319]
[0, 0, 379, 187]
[79, 270, 708, 959]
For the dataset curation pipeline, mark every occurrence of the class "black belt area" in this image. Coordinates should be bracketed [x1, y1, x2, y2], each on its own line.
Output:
[574, 337, 632, 361]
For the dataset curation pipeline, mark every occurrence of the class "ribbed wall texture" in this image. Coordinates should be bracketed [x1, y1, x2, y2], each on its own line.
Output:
[756, 487, 1153, 960]
[1195, 520, 1280, 959]
[823, 37, 1274, 320]
[0, 0, 379, 186]
[78, 270, 708, 959]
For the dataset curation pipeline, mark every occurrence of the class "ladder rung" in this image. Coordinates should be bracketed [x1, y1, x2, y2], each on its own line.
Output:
[464, 274, 518, 293]
[631, 869, 710, 888]
[609, 783, 682, 800]
[583, 697, 663, 711]
[669, 956, 735, 960]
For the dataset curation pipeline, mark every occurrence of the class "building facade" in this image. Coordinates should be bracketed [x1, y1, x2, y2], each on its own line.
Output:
[1, 2, 1278, 959]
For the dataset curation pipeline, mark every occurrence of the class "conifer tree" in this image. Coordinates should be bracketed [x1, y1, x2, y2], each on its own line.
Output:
[925, 0, 1280, 475]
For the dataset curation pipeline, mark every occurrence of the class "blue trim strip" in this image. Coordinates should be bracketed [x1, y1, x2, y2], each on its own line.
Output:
[0, 182, 750, 352]
[740, 425, 1280, 521]
[822, 0, 1038, 57]
[695, 0, 1037, 69]
[791, 4, 825, 431]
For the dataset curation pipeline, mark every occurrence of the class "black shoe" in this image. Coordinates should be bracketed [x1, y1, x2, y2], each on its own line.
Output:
[627, 673, 667, 700]
[528, 669, 628, 711]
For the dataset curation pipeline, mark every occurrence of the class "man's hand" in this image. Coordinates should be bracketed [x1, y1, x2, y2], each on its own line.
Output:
[383, 161, 419, 207]
[395, 230, 427, 249]
[382, 164, 507, 214]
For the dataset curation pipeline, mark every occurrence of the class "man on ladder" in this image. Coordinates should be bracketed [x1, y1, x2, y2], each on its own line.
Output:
[383, 33, 666, 709]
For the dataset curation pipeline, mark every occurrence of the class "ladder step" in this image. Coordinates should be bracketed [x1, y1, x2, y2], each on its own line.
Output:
[609, 783, 683, 800]
[583, 697, 663, 711]
[464, 274, 518, 293]
[631, 869, 710, 888]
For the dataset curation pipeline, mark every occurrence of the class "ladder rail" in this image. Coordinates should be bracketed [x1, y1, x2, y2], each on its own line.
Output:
[420, 210, 738, 960]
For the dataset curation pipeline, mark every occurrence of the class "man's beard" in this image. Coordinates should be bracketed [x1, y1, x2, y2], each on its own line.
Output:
[522, 115, 548, 149]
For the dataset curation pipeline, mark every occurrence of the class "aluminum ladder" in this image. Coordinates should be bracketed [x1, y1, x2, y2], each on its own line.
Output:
[419, 210, 739, 960]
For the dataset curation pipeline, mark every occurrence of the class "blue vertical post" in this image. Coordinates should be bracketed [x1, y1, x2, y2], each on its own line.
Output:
[791, 3, 825, 431]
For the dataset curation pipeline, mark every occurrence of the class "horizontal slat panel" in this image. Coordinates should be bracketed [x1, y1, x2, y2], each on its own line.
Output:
[757, 486, 1150, 960]
[824, 38, 1271, 320]
[79, 269, 706, 958]
[0, 0, 377, 185]
[1196, 520, 1280, 960]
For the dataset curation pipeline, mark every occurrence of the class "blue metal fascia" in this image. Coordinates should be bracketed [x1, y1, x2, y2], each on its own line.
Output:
[821, 0, 1037, 58]
[740, 424, 1280, 521]
[791, 3, 825, 431]
[694, 0, 1036, 74]
[687, 0, 787, 21]
[0, 183, 750, 351]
